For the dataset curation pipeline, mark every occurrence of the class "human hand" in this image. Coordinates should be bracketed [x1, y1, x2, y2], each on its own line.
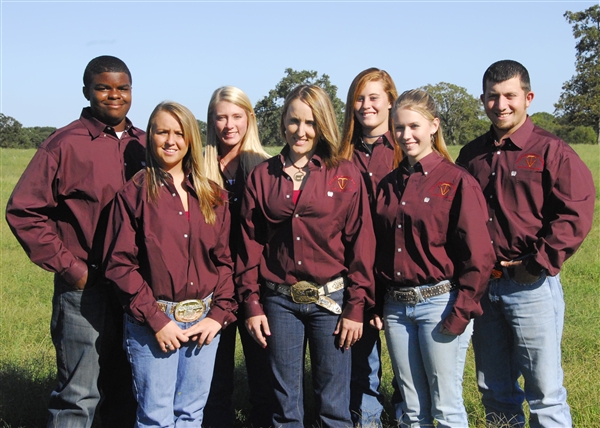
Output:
[183, 317, 222, 346]
[73, 270, 88, 290]
[155, 320, 189, 353]
[245, 315, 271, 348]
[369, 315, 383, 331]
[334, 318, 363, 350]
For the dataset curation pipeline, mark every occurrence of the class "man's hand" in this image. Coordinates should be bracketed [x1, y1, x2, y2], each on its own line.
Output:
[334, 317, 363, 350]
[155, 321, 189, 353]
[245, 315, 271, 348]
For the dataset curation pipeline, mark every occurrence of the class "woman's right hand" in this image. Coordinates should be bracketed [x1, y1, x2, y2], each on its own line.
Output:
[245, 315, 271, 348]
[155, 320, 189, 353]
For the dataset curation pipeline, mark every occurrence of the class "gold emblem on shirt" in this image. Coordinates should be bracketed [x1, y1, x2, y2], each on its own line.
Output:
[338, 177, 348, 189]
[525, 155, 537, 168]
[439, 183, 451, 196]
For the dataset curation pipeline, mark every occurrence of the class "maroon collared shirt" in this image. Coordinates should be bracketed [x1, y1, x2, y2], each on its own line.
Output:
[457, 117, 595, 276]
[374, 152, 495, 334]
[350, 131, 395, 205]
[5, 107, 146, 285]
[104, 172, 237, 333]
[236, 147, 376, 323]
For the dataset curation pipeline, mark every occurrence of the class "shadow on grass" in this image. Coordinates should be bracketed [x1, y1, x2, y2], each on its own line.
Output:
[0, 363, 54, 428]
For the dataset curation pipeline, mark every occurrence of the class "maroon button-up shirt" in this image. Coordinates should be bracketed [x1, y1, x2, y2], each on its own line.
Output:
[350, 131, 395, 205]
[374, 152, 495, 334]
[104, 172, 237, 333]
[236, 147, 376, 323]
[6, 108, 146, 285]
[456, 117, 595, 276]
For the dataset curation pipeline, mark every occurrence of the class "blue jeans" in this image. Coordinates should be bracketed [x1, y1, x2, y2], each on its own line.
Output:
[350, 325, 384, 427]
[48, 275, 135, 428]
[472, 271, 572, 428]
[384, 288, 472, 428]
[263, 288, 352, 428]
[124, 297, 219, 428]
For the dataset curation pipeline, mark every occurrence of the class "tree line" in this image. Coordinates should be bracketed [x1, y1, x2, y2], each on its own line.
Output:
[2, 5, 598, 148]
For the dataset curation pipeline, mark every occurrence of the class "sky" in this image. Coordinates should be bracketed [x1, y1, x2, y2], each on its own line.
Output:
[1, 0, 597, 129]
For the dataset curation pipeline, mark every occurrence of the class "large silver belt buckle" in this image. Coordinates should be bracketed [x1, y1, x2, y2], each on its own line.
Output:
[174, 299, 206, 322]
[290, 281, 320, 304]
[394, 289, 419, 305]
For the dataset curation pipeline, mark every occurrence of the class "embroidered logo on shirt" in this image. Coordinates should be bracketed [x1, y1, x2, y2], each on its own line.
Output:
[328, 176, 357, 193]
[516, 153, 544, 171]
[428, 182, 455, 200]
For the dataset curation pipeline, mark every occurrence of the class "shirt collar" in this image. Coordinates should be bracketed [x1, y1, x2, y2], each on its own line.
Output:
[80, 107, 137, 139]
[487, 115, 534, 150]
[400, 151, 443, 176]
[355, 130, 394, 152]
[278, 144, 324, 169]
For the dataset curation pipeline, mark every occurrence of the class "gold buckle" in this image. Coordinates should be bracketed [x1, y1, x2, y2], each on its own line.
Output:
[290, 281, 320, 304]
[174, 299, 206, 322]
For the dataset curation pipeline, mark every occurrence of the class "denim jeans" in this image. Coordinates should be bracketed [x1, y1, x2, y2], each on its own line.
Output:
[203, 320, 236, 428]
[472, 271, 572, 428]
[384, 288, 472, 428]
[48, 275, 136, 428]
[263, 288, 352, 428]
[124, 297, 219, 428]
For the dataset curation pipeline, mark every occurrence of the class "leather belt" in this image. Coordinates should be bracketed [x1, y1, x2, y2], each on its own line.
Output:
[387, 280, 456, 305]
[157, 294, 213, 322]
[265, 277, 345, 314]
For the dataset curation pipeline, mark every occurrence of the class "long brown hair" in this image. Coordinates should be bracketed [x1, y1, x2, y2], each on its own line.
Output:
[145, 101, 223, 224]
[339, 68, 398, 161]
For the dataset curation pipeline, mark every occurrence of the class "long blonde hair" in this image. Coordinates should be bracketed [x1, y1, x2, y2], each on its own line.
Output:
[339, 68, 398, 161]
[280, 85, 341, 169]
[391, 89, 452, 166]
[146, 101, 223, 225]
[205, 86, 270, 187]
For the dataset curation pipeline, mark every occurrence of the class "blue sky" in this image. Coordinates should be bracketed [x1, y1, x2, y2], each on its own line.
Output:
[1, 0, 596, 129]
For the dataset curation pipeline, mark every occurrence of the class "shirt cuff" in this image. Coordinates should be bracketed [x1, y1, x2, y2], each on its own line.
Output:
[60, 259, 88, 287]
[242, 298, 265, 319]
[341, 303, 364, 323]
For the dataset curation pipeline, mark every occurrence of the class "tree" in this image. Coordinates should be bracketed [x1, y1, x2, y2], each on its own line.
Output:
[421, 82, 487, 145]
[0, 113, 30, 148]
[22, 126, 56, 148]
[196, 119, 207, 142]
[555, 4, 600, 144]
[254, 68, 345, 146]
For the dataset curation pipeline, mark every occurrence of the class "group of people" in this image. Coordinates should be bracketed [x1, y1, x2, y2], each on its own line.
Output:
[6, 55, 595, 428]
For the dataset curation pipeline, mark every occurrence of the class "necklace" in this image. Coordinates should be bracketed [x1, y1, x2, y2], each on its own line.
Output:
[288, 157, 309, 182]
[219, 159, 237, 184]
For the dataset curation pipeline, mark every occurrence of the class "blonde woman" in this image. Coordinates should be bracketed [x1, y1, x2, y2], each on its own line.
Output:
[237, 85, 375, 427]
[374, 90, 494, 427]
[104, 101, 236, 426]
[202, 86, 272, 428]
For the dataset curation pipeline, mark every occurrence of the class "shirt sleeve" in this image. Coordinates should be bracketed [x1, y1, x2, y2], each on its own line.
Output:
[5, 146, 87, 285]
[340, 173, 376, 323]
[442, 175, 495, 335]
[205, 200, 238, 328]
[236, 172, 267, 319]
[532, 147, 596, 276]
[104, 187, 170, 333]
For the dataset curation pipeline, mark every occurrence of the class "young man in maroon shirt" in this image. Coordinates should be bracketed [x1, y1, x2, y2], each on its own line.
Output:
[457, 60, 595, 428]
[6, 55, 146, 428]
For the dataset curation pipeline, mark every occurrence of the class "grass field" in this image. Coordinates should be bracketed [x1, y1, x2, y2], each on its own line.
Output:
[1, 146, 598, 427]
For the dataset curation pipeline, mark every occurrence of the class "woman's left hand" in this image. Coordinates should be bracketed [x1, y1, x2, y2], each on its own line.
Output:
[182, 317, 222, 346]
[334, 317, 363, 350]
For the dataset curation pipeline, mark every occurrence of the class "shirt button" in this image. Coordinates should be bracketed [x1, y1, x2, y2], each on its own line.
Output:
[124, 162, 127, 166]
[298, 261, 302, 265]
[396, 272, 401, 276]
[397, 224, 402, 229]
[184, 234, 188, 238]
[234, 198, 238, 202]
[401, 201, 406, 205]
[190, 282, 194, 286]
[172, 193, 177, 197]
[369, 172, 373, 176]
[286, 194, 290, 198]
[489, 195, 493, 199]
[179, 211, 183, 215]
[491, 240, 494, 244]
[489, 218, 493, 222]
[287, 177, 291, 181]
[397, 248, 402, 252]
[491, 172, 496, 176]
[296, 237, 301, 241]
[295, 214, 299, 218]
[366, 154, 370, 157]
[161, 183, 165, 186]
[424, 171, 428, 175]
[496, 151, 501, 155]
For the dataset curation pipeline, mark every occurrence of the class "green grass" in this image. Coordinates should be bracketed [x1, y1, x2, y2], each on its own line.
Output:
[1, 145, 599, 427]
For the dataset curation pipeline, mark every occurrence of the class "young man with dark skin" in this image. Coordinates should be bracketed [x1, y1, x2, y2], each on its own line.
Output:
[6, 55, 146, 428]
[457, 60, 595, 428]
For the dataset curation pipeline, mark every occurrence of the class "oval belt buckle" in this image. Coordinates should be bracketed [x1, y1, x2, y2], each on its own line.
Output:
[174, 299, 206, 322]
[290, 281, 320, 304]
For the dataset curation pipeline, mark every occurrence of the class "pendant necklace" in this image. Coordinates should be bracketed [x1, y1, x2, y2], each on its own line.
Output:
[288, 157, 308, 182]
